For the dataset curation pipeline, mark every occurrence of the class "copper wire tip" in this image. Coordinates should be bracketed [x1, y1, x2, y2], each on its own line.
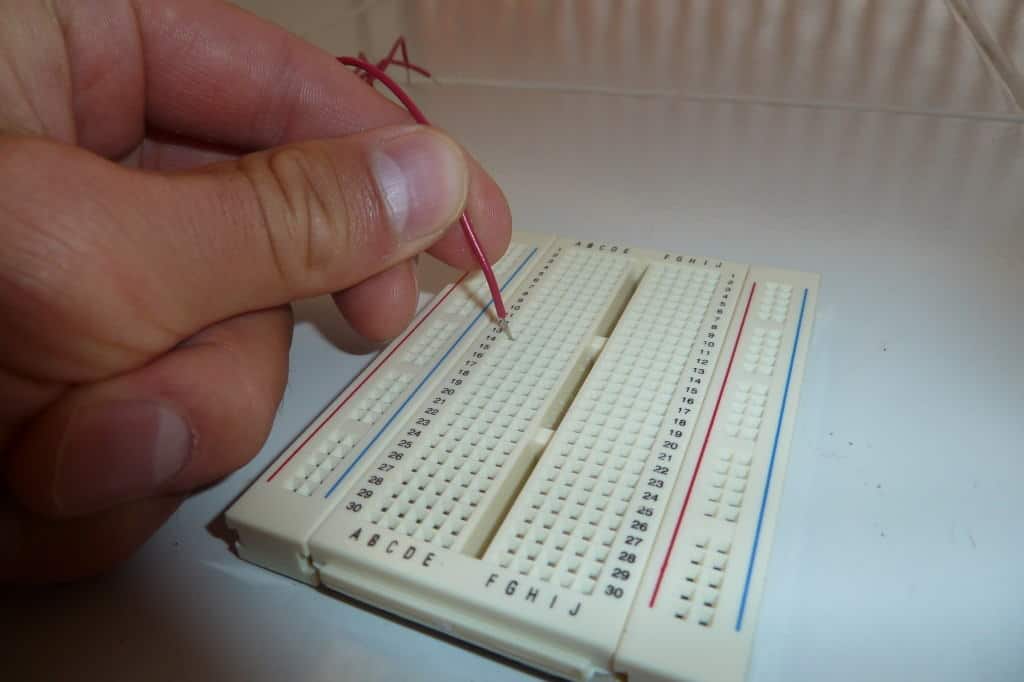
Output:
[498, 318, 514, 341]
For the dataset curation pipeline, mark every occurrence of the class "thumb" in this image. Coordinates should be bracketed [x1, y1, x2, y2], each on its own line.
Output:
[147, 122, 470, 338]
[0, 124, 469, 381]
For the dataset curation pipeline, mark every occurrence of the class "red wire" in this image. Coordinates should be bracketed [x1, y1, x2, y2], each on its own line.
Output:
[336, 52, 508, 322]
[359, 38, 433, 84]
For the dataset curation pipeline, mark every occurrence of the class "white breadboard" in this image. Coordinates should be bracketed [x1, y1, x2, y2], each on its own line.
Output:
[226, 231, 818, 682]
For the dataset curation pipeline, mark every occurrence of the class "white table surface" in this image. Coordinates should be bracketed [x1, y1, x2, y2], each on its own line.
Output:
[7, 2, 1023, 681]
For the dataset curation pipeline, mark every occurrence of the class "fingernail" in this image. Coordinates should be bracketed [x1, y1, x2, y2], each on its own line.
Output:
[371, 127, 468, 240]
[56, 401, 193, 515]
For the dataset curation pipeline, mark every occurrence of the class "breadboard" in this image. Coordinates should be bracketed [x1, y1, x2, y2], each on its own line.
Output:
[226, 231, 818, 682]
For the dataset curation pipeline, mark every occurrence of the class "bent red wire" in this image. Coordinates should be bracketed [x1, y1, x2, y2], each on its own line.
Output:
[357, 37, 433, 85]
[336, 55, 508, 323]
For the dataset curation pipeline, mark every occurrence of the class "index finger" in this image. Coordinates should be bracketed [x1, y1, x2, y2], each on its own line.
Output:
[135, 0, 511, 271]
[60, 0, 509, 270]
[132, 0, 408, 147]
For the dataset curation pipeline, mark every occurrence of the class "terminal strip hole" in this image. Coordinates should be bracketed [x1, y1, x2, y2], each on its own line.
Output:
[472, 259, 646, 558]
[279, 247, 534, 498]
[536, 260, 646, 435]
[483, 263, 721, 595]
[354, 248, 635, 557]
[457, 250, 638, 555]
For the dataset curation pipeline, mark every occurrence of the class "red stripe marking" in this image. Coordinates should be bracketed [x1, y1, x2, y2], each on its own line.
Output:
[266, 273, 470, 482]
[648, 282, 757, 607]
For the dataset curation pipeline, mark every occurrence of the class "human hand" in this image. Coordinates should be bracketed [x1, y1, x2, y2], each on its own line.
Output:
[0, 0, 511, 582]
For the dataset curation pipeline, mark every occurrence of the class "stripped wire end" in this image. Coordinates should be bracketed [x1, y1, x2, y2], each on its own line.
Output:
[498, 318, 514, 341]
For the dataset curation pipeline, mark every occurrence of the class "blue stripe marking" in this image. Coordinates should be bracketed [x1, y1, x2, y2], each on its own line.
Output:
[735, 287, 809, 630]
[324, 248, 538, 498]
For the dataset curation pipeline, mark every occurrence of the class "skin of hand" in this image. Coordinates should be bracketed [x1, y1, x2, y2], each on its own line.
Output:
[0, 0, 511, 583]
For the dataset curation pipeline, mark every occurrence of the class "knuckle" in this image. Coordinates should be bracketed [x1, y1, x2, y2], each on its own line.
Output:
[242, 145, 361, 291]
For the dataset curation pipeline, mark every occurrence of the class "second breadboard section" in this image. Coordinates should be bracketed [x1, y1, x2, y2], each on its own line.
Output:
[227, 231, 818, 682]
